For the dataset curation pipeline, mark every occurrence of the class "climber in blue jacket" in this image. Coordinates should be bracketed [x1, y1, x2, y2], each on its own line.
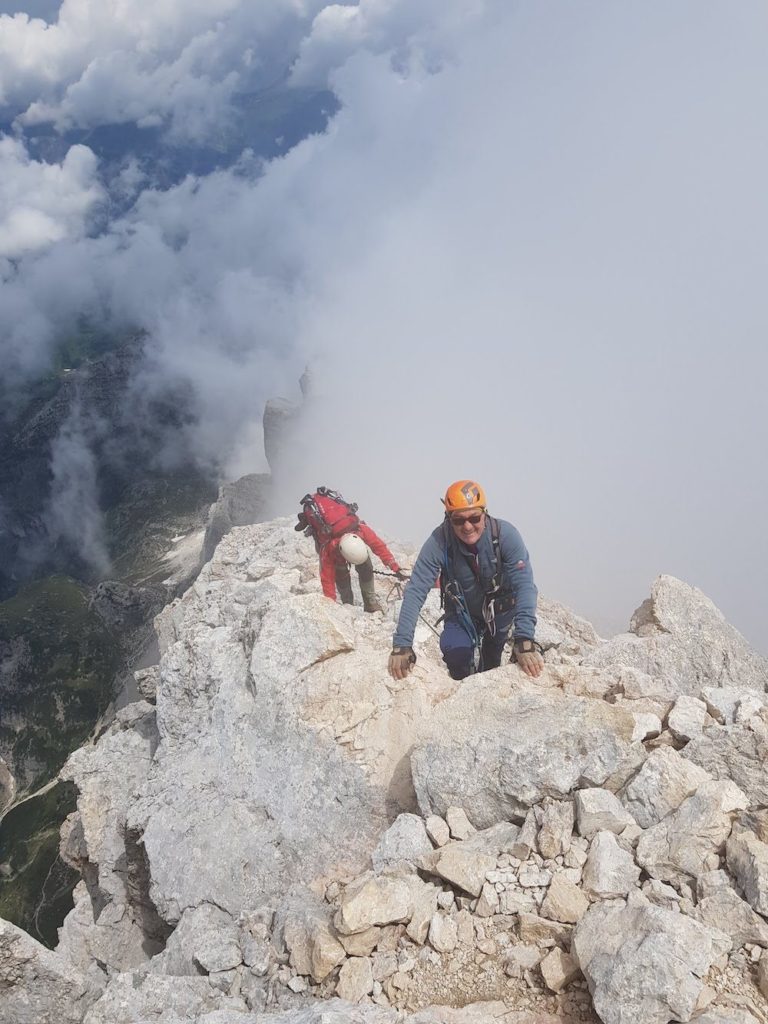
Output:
[388, 480, 544, 682]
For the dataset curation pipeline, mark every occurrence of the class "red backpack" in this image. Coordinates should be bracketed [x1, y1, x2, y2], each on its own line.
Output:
[299, 487, 360, 541]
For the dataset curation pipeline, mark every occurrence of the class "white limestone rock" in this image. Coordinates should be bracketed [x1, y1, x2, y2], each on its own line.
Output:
[694, 1012, 761, 1024]
[419, 823, 521, 897]
[82, 974, 244, 1023]
[534, 798, 574, 858]
[420, 844, 495, 898]
[692, 886, 768, 949]
[582, 831, 641, 899]
[575, 788, 635, 838]
[540, 947, 580, 992]
[701, 687, 767, 725]
[668, 695, 708, 743]
[282, 898, 347, 982]
[336, 957, 374, 1002]
[541, 872, 589, 924]
[58, 702, 163, 971]
[372, 814, 433, 872]
[428, 912, 458, 953]
[340, 927, 381, 957]
[445, 806, 476, 840]
[683, 725, 768, 808]
[697, 869, 733, 900]
[641, 879, 681, 910]
[503, 943, 542, 977]
[583, 575, 768, 699]
[572, 894, 732, 1024]
[726, 827, 768, 917]
[425, 815, 450, 847]
[335, 875, 414, 935]
[621, 746, 712, 828]
[0, 918, 102, 1024]
[636, 780, 748, 883]
[149, 903, 242, 976]
[412, 688, 644, 823]
[632, 712, 663, 742]
[405, 884, 439, 945]
[536, 596, 602, 652]
[517, 912, 572, 947]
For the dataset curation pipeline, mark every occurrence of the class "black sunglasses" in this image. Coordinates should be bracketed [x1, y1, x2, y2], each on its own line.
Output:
[451, 512, 484, 527]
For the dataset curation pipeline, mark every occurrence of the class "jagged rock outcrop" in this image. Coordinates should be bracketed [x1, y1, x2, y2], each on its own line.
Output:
[201, 472, 271, 564]
[4, 525, 768, 1024]
[584, 575, 768, 698]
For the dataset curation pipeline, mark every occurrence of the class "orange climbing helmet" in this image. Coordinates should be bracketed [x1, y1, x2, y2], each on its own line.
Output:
[442, 480, 486, 513]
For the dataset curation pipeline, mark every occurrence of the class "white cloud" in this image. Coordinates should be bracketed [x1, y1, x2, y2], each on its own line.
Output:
[1, 0, 767, 652]
[0, 135, 103, 262]
[0, 0, 335, 139]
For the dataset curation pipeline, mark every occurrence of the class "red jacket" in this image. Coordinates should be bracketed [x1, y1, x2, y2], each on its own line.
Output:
[319, 523, 400, 599]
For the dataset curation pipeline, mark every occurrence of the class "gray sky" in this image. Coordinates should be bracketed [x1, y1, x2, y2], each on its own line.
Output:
[1, 0, 766, 649]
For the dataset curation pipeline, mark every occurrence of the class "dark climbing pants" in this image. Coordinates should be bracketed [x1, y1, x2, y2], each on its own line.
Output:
[335, 556, 378, 610]
[439, 610, 515, 680]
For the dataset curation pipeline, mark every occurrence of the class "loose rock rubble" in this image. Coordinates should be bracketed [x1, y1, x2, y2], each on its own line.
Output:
[3, 522, 768, 1024]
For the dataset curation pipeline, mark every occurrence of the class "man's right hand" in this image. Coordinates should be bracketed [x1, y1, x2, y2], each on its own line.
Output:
[388, 647, 416, 680]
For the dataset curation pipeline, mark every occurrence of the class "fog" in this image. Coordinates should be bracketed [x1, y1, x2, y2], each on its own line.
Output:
[1, 0, 766, 647]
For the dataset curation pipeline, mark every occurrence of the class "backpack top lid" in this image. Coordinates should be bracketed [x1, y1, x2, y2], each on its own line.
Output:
[300, 487, 359, 538]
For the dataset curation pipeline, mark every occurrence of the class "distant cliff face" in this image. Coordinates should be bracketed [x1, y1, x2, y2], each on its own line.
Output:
[0, 335, 216, 601]
[6, 519, 764, 1024]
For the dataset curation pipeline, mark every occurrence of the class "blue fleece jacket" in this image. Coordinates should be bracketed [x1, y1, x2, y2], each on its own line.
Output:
[393, 517, 538, 648]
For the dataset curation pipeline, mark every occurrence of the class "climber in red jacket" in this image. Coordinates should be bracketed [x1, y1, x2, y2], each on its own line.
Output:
[295, 487, 406, 612]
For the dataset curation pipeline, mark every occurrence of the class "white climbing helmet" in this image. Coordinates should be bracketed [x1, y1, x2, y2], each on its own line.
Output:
[339, 533, 369, 565]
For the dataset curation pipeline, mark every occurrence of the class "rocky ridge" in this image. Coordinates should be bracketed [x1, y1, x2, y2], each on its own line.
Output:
[2, 520, 768, 1024]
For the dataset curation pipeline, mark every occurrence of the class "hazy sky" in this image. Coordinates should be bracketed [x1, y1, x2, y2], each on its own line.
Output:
[1, 1, 766, 649]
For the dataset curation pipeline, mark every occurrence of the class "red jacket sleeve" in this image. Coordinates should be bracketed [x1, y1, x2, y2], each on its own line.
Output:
[319, 540, 339, 599]
[357, 523, 400, 573]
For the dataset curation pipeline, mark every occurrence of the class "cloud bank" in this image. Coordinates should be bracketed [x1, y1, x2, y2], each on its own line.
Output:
[1, 0, 766, 650]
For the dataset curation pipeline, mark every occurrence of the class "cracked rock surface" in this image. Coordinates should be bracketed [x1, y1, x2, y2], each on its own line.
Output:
[4, 522, 768, 1024]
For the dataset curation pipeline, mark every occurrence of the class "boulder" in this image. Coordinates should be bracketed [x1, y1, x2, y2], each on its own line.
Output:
[540, 947, 580, 992]
[582, 831, 640, 898]
[726, 827, 768, 917]
[575, 788, 635, 837]
[701, 687, 767, 725]
[149, 903, 242, 976]
[636, 780, 748, 883]
[412, 688, 644, 823]
[692, 886, 768, 948]
[445, 806, 476, 840]
[419, 844, 495, 898]
[372, 814, 433, 872]
[336, 957, 374, 1002]
[282, 897, 346, 981]
[540, 872, 589, 924]
[621, 746, 712, 828]
[667, 696, 708, 742]
[425, 815, 450, 847]
[583, 575, 768, 699]
[0, 918, 102, 1024]
[428, 912, 458, 952]
[572, 894, 732, 1024]
[335, 875, 414, 935]
[683, 725, 768, 808]
[535, 797, 574, 858]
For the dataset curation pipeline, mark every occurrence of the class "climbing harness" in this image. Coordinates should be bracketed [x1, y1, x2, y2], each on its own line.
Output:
[440, 515, 513, 671]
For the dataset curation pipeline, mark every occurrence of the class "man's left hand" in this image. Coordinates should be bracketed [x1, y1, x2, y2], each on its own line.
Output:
[511, 639, 544, 678]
